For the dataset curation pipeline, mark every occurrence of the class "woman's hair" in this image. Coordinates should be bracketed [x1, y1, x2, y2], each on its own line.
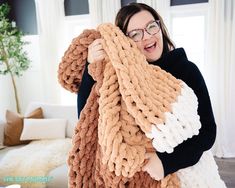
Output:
[115, 3, 175, 54]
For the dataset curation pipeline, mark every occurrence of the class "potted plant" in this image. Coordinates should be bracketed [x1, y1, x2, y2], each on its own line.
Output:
[0, 3, 30, 113]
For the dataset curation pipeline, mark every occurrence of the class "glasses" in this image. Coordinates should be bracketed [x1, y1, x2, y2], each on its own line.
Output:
[126, 20, 161, 42]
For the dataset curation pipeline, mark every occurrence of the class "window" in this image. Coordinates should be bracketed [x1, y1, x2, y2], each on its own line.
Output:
[7, 0, 38, 35]
[64, 0, 89, 16]
[170, 3, 208, 74]
[170, 0, 208, 6]
[121, 0, 136, 7]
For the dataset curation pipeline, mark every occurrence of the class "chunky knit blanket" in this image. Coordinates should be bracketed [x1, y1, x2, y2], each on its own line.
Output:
[58, 23, 226, 188]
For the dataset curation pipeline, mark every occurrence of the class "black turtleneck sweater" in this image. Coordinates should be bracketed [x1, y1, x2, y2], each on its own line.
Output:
[77, 48, 216, 177]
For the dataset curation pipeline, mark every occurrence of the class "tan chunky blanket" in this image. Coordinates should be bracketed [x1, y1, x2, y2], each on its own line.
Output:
[58, 23, 225, 188]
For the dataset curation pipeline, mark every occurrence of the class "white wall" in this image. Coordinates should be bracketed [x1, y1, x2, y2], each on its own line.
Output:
[17, 71, 44, 114]
[0, 75, 16, 120]
[0, 35, 45, 119]
[18, 35, 45, 114]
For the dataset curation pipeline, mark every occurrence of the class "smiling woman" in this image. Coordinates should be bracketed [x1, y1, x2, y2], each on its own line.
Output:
[115, 4, 175, 62]
[56, 1, 229, 187]
[125, 11, 164, 61]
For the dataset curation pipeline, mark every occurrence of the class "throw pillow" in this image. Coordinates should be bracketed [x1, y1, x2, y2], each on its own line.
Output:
[20, 118, 67, 140]
[3, 107, 43, 146]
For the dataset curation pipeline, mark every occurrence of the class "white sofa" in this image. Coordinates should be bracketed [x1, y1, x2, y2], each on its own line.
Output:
[0, 102, 77, 188]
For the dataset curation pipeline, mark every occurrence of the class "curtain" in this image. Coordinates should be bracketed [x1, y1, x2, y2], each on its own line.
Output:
[206, 0, 235, 157]
[88, 0, 121, 27]
[34, 0, 65, 103]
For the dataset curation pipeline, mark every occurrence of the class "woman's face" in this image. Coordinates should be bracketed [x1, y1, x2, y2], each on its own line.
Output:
[126, 10, 163, 62]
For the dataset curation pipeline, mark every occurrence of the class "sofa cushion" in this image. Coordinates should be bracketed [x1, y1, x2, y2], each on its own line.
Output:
[20, 118, 67, 140]
[3, 108, 43, 146]
[24, 102, 77, 138]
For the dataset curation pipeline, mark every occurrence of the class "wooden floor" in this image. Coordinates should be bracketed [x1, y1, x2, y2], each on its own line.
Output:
[215, 157, 235, 188]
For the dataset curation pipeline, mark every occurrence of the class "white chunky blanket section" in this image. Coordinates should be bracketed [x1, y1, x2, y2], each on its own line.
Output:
[0, 138, 72, 188]
[177, 151, 227, 188]
[146, 82, 201, 153]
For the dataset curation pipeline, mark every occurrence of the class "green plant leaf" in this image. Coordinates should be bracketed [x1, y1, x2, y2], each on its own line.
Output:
[0, 3, 30, 77]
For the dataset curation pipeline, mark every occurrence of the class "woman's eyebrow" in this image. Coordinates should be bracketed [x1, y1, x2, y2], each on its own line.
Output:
[128, 20, 155, 32]
[145, 20, 155, 27]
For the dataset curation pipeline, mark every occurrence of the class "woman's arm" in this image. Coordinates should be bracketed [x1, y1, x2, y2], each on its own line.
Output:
[77, 62, 95, 118]
[157, 62, 216, 176]
[77, 38, 106, 118]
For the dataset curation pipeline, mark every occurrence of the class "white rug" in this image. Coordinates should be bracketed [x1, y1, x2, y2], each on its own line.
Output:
[0, 139, 72, 188]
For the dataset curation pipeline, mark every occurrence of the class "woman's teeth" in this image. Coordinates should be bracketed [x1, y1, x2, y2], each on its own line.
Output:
[145, 43, 155, 48]
[144, 42, 156, 51]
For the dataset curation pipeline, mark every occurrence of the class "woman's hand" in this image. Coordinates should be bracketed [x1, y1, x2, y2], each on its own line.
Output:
[142, 152, 164, 181]
[88, 39, 106, 63]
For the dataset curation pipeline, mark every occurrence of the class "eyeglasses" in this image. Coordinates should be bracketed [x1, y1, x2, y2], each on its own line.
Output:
[126, 20, 161, 42]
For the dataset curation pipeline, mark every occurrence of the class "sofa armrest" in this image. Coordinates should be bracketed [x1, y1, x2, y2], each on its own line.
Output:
[0, 120, 5, 146]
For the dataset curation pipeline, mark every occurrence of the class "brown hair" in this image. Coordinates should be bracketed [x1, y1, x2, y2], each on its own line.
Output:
[115, 3, 175, 55]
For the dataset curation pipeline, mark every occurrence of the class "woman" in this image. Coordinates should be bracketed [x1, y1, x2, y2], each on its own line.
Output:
[78, 2, 216, 181]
